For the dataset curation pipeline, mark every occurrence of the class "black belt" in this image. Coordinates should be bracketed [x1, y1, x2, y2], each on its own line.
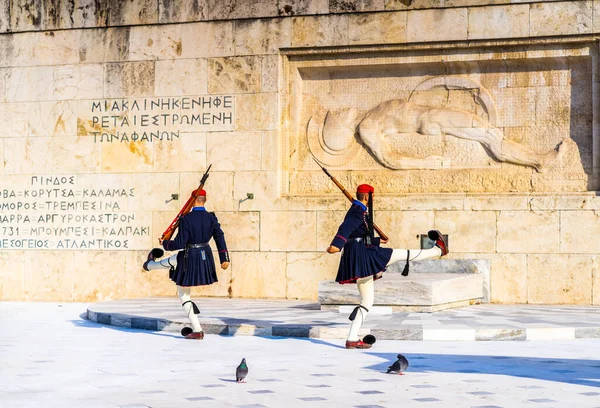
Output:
[187, 243, 209, 248]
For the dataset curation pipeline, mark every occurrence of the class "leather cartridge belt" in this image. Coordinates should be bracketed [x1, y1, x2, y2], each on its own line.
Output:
[187, 243, 210, 248]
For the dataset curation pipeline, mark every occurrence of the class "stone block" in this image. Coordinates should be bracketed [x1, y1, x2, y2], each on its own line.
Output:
[218, 211, 260, 251]
[261, 55, 279, 92]
[234, 171, 287, 211]
[286, 252, 339, 300]
[407, 8, 467, 43]
[530, 1, 592, 37]
[329, 0, 384, 13]
[153, 132, 207, 173]
[101, 140, 153, 173]
[528, 195, 589, 211]
[385, 0, 443, 9]
[527, 254, 593, 304]
[0, 32, 32, 67]
[52, 136, 101, 173]
[468, 5, 529, 40]
[24, 251, 75, 301]
[54, 64, 104, 100]
[11, 0, 42, 31]
[29, 101, 77, 137]
[401, 196, 464, 211]
[560, 211, 600, 253]
[158, 0, 206, 23]
[465, 195, 528, 211]
[155, 59, 207, 96]
[4, 137, 52, 174]
[43, 0, 109, 29]
[208, 56, 261, 94]
[234, 18, 292, 55]
[467, 253, 527, 304]
[595, 0, 600, 33]
[125, 251, 175, 298]
[207, 131, 261, 171]
[6, 67, 54, 102]
[79, 27, 130, 63]
[348, 11, 407, 45]
[181, 21, 234, 59]
[129, 172, 180, 213]
[278, 0, 329, 16]
[376, 210, 434, 249]
[291, 15, 349, 47]
[105, 61, 155, 98]
[108, 0, 158, 26]
[206, 0, 278, 20]
[230, 252, 287, 298]
[72, 251, 127, 301]
[260, 211, 317, 251]
[435, 210, 497, 253]
[129, 25, 182, 61]
[497, 211, 559, 253]
[261, 130, 278, 170]
[0, 250, 24, 300]
[31, 30, 79, 65]
[235, 93, 278, 131]
[491, 87, 536, 128]
[0, 1, 9, 32]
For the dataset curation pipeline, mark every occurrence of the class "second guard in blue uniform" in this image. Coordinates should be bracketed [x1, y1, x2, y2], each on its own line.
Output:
[143, 188, 230, 339]
[327, 184, 449, 349]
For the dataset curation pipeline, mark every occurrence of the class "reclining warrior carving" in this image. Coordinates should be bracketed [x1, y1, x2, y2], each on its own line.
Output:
[322, 100, 565, 172]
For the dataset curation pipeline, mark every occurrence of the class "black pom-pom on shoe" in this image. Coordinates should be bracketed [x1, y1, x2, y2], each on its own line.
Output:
[363, 334, 377, 345]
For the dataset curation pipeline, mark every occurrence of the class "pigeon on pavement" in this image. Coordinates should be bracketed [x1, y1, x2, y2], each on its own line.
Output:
[236, 358, 248, 383]
[387, 354, 409, 375]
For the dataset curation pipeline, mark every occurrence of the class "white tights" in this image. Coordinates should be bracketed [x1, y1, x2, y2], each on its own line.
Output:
[346, 246, 442, 342]
[145, 254, 203, 333]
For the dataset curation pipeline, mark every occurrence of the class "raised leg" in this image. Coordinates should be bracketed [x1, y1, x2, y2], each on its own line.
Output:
[144, 254, 178, 271]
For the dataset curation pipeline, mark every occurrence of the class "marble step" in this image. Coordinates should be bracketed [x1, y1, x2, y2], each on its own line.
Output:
[318, 272, 485, 313]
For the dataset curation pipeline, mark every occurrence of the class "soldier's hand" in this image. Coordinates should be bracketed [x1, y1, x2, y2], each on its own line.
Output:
[158, 238, 164, 245]
[380, 238, 388, 244]
[326, 246, 340, 254]
[221, 261, 230, 270]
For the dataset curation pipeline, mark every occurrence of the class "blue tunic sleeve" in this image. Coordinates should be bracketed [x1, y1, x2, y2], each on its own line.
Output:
[162, 216, 190, 251]
[330, 206, 364, 249]
[211, 213, 229, 263]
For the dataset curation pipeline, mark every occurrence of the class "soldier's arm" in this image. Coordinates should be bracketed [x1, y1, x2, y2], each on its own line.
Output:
[163, 216, 190, 251]
[327, 211, 363, 253]
[211, 213, 230, 268]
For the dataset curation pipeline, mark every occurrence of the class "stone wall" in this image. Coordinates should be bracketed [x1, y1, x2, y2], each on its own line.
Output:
[1, 0, 600, 305]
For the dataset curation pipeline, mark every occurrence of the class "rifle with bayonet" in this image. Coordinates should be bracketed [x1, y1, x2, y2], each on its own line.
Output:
[160, 164, 212, 242]
[312, 157, 389, 242]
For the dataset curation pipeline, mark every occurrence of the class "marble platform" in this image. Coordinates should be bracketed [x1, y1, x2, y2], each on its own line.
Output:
[318, 259, 489, 312]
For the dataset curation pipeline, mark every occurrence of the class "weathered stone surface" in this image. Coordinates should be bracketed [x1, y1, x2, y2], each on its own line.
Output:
[206, 0, 278, 20]
[31, 30, 79, 65]
[129, 172, 180, 212]
[11, 0, 43, 31]
[43, 0, 109, 29]
[125, 251, 174, 298]
[0, 251, 24, 299]
[4, 137, 52, 174]
[181, 170, 235, 212]
[153, 132, 207, 172]
[530, 1, 592, 37]
[0, 103, 28, 137]
[385, 0, 443, 10]
[29, 101, 77, 137]
[401, 196, 464, 211]
[468, 4, 529, 40]
[234, 18, 291, 55]
[594, 0, 600, 33]
[316, 210, 345, 249]
[348, 11, 407, 45]
[129, 25, 182, 61]
[208, 56, 261, 94]
[376, 210, 434, 249]
[278, 0, 329, 16]
[230, 252, 287, 298]
[560, 211, 600, 254]
[158, 0, 207, 23]
[154, 59, 207, 96]
[54, 64, 104, 100]
[52, 136, 101, 173]
[101, 140, 153, 173]
[207, 131, 261, 171]
[329, 0, 384, 13]
[291, 15, 348, 47]
[181, 21, 234, 58]
[73, 251, 127, 301]
[0, 1, 9, 32]
[286, 252, 338, 300]
[235, 93, 278, 131]
[218, 211, 260, 251]
[260, 211, 317, 251]
[105, 61, 155, 98]
[24, 252, 75, 301]
[234, 171, 288, 211]
[468, 253, 527, 303]
[6, 67, 54, 102]
[406, 8, 468, 43]
[261, 55, 279, 92]
[108, 0, 158, 26]
[497, 211, 559, 253]
[527, 254, 593, 304]
[465, 195, 528, 211]
[435, 210, 497, 253]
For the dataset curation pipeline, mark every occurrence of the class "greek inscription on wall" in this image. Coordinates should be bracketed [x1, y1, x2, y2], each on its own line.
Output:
[77, 95, 236, 142]
[0, 176, 151, 250]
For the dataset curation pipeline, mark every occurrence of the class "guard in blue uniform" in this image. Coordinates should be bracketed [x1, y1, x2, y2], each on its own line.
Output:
[327, 184, 448, 349]
[143, 188, 230, 339]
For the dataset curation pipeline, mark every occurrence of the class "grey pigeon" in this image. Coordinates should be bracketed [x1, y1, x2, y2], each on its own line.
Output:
[387, 354, 409, 375]
[236, 358, 248, 383]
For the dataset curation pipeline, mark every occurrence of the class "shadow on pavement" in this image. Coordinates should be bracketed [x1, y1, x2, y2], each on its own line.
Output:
[364, 352, 600, 388]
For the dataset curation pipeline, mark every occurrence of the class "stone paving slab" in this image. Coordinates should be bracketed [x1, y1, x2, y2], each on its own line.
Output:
[87, 298, 600, 341]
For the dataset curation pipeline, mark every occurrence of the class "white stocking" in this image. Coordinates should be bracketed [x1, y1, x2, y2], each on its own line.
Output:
[387, 246, 441, 267]
[145, 254, 178, 270]
[347, 276, 375, 342]
[177, 286, 202, 333]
